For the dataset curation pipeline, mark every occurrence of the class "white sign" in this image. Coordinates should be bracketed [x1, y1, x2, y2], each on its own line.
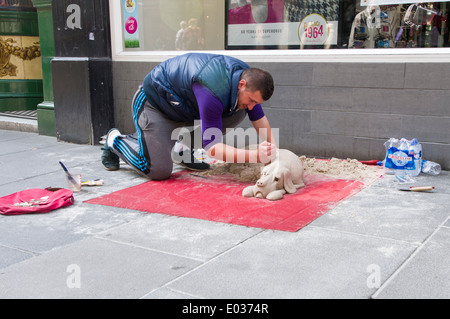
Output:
[362, 0, 450, 5]
[228, 20, 338, 47]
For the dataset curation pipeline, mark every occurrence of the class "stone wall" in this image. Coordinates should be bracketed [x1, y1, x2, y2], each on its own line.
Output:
[113, 60, 450, 170]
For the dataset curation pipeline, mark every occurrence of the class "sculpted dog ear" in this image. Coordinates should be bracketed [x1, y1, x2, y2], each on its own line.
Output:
[280, 168, 296, 194]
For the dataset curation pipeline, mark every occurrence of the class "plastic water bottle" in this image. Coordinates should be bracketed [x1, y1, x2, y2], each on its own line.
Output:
[392, 138, 410, 177]
[422, 160, 441, 176]
[409, 138, 422, 177]
[383, 138, 423, 177]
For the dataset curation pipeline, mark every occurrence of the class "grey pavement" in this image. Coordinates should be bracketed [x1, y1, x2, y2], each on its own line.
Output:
[0, 128, 449, 300]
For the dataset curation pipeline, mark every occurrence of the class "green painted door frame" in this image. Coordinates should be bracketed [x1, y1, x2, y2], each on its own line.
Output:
[31, 0, 56, 136]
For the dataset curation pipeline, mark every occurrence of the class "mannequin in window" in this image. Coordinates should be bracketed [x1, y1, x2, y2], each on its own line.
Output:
[349, 5, 381, 48]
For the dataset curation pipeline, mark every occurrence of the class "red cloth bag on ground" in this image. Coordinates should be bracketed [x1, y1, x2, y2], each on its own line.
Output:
[0, 188, 74, 216]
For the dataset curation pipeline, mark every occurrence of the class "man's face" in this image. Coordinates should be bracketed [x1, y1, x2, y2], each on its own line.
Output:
[236, 80, 265, 111]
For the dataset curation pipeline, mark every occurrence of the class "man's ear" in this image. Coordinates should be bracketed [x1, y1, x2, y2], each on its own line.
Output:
[238, 79, 247, 89]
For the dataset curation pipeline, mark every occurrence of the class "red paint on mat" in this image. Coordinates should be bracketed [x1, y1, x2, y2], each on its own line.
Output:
[85, 171, 365, 232]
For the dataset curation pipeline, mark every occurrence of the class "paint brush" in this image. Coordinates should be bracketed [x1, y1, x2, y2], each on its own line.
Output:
[59, 161, 78, 185]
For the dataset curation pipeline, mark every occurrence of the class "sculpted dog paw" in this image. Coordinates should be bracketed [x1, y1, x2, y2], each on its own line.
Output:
[242, 186, 255, 198]
[266, 189, 286, 201]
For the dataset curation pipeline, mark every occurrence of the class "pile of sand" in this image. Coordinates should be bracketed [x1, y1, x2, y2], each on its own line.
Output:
[199, 162, 264, 182]
[201, 156, 382, 184]
[299, 156, 382, 183]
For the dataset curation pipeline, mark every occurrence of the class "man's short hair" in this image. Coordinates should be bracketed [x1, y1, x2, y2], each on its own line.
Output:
[241, 68, 274, 101]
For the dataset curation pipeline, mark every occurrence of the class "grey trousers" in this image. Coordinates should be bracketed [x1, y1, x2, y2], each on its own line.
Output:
[111, 87, 246, 180]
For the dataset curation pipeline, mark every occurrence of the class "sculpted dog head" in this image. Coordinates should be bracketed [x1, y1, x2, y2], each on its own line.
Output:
[253, 165, 297, 198]
[242, 149, 305, 201]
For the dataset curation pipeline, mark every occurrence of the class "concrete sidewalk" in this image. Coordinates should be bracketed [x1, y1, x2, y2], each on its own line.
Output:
[0, 129, 449, 299]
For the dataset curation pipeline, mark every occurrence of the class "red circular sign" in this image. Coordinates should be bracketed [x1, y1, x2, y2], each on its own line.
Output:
[125, 17, 138, 34]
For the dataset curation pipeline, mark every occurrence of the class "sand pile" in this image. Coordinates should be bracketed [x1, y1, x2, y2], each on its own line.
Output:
[199, 162, 264, 182]
[201, 156, 382, 184]
[299, 156, 382, 183]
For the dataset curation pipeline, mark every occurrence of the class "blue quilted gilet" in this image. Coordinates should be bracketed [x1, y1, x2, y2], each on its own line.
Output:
[142, 53, 249, 122]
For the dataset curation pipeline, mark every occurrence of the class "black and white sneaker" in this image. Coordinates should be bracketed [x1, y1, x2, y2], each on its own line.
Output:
[172, 149, 210, 171]
[101, 129, 121, 171]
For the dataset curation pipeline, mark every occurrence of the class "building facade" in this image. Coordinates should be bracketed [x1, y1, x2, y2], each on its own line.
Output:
[110, 0, 450, 170]
[26, 0, 450, 169]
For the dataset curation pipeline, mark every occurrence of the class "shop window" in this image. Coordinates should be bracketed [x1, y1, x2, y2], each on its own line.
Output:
[122, 0, 224, 51]
[120, 0, 450, 51]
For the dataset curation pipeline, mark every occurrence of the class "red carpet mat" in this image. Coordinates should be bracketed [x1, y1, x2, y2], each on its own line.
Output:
[85, 171, 366, 232]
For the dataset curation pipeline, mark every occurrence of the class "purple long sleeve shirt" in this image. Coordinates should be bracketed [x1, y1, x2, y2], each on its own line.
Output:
[192, 82, 265, 150]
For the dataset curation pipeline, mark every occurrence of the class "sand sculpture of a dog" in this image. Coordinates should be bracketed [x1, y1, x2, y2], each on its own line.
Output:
[242, 149, 305, 201]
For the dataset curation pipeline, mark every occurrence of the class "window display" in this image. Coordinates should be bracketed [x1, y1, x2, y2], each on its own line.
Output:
[119, 0, 450, 51]
[349, 2, 449, 48]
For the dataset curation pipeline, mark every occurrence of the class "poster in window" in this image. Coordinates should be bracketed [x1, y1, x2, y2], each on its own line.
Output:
[123, 0, 140, 49]
[226, 0, 339, 49]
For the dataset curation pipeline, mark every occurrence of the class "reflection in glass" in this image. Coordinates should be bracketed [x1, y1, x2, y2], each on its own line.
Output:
[122, 0, 450, 51]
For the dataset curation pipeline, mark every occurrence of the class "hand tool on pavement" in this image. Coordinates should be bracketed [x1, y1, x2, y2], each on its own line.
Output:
[81, 179, 104, 187]
[399, 186, 435, 192]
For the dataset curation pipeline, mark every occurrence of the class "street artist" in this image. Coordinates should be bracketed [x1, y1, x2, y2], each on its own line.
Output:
[102, 53, 277, 180]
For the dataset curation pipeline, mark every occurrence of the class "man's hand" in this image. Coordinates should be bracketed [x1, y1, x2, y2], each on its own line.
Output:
[258, 141, 277, 164]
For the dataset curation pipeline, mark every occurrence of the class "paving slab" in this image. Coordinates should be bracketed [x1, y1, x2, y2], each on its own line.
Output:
[0, 202, 146, 253]
[311, 175, 450, 244]
[0, 245, 35, 269]
[166, 227, 418, 299]
[373, 226, 450, 299]
[0, 237, 201, 299]
[96, 215, 263, 262]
